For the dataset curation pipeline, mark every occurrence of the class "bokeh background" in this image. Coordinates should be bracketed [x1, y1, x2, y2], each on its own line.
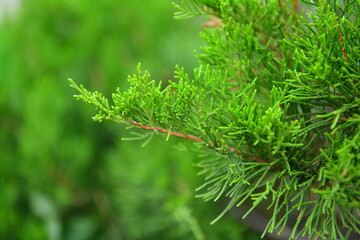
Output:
[0, 0, 260, 239]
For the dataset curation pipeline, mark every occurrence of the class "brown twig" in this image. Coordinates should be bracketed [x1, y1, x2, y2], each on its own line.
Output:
[293, 0, 299, 14]
[129, 121, 204, 142]
[202, 16, 222, 29]
[338, 26, 358, 85]
[227, 145, 269, 164]
[339, 33, 348, 62]
[129, 120, 269, 165]
[296, 210, 305, 221]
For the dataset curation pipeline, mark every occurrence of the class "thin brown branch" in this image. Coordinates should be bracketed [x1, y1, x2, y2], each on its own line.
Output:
[293, 0, 299, 14]
[129, 120, 269, 165]
[202, 16, 222, 29]
[296, 210, 305, 221]
[129, 121, 204, 142]
[339, 33, 348, 62]
[338, 27, 357, 85]
[226, 145, 269, 164]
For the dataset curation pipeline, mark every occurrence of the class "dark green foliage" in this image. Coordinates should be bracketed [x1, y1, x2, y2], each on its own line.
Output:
[0, 0, 260, 239]
[71, 0, 360, 239]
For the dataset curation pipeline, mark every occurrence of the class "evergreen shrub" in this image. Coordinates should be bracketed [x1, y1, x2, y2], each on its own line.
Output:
[70, 0, 360, 239]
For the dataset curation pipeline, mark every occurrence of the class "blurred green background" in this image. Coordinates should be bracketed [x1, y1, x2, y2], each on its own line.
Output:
[0, 0, 259, 239]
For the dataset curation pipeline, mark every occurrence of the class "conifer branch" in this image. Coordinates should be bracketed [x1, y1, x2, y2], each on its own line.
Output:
[70, 1, 360, 239]
[128, 120, 269, 165]
[129, 120, 204, 142]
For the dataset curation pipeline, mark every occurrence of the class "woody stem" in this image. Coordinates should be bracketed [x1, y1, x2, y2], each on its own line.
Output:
[129, 120, 269, 165]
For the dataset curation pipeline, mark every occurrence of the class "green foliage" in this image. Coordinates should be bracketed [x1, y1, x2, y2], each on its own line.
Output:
[0, 0, 261, 239]
[71, 0, 360, 239]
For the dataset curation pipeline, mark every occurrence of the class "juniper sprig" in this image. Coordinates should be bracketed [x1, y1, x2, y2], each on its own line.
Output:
[69, 1, 360, 239]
